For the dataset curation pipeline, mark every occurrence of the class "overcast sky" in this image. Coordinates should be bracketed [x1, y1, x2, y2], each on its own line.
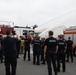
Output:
[0, 0, 76, 28]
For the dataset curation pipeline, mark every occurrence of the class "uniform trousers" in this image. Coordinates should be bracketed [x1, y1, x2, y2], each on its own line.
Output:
[46, 51, 57, 75]
[66, 48, 73, 61]
[24, 47, 30, 60]
[33, 51, 40, 65]
[5, 55, 17, 75]
[0, 50, 3, 63]
[57, 51, 65, 72]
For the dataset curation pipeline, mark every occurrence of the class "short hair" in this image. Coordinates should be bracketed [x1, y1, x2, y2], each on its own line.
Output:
[49, 31, 53, 35]
[0, 34, 2, 37]
[68, 37, 71, 39]
[25, 35, 27, 38]
[59, 35, 63, 39]
[35, 36, 40, 40]
[6, 30, 11, 35]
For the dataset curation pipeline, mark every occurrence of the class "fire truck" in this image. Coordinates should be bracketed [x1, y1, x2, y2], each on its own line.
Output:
[0, 25, 14, 36]
[14, 26, 34, 36]
[0, 25, 35, 40]
[64, 26, 76, 56]
[14, 26, 35, 40]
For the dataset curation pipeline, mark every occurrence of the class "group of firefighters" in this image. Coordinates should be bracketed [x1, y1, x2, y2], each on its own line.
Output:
[0, 30, 74, 75]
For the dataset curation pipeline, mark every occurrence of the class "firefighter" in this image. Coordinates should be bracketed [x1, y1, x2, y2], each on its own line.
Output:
[44, 31, 58, 75]
[20, 36, 24, 54]
[66, 37, 73, 62]
[41, 38, 46, 64]
[3, 30, 21, 75]
[0, 34, 3, 63]
[57, 35, 66, 72]
[12, 31, 21, 58]
[23, 35, 31, 61]
[32, 36, 42, 65]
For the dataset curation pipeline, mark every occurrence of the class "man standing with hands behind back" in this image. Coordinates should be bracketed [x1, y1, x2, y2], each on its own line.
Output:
[44, 31, 58, 75]
[3, 30, 21, 75]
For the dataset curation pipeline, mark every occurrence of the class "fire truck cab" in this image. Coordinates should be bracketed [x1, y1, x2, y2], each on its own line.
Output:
[0, 25, 14, 36]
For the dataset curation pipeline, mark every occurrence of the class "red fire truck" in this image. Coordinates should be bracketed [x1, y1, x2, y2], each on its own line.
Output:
[0, 25, 35, 40]
[64, 26, 76, 56]
[0, 25, 14, 36]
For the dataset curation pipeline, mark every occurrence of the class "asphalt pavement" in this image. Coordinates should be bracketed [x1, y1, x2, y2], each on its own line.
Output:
[0, 54, 76, 75]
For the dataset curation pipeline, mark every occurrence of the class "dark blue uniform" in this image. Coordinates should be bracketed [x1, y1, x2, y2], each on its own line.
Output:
[45, 37, 58, 75]
[24, 38, 31, 61]
[3, 36, 18, 75]
[66, 40, 73, 62]
[41, 40, 45, 61]
[41, 40, 46, 64]
[0, 38, 3, 63]
[57, 40, 66, 72]
[32, 39, 42, 65]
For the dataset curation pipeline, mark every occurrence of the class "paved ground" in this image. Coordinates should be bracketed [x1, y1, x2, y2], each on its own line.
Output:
[0, 54, 76, 75]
